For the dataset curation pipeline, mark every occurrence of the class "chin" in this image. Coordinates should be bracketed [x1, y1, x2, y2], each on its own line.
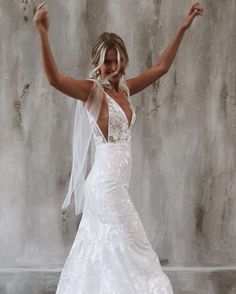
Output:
[109, 73, 122, 82]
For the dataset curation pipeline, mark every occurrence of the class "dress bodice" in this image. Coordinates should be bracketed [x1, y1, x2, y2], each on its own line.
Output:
[92, 92, 136, 146]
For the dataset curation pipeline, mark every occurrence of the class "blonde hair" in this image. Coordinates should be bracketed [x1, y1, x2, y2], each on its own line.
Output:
[89, 32, 129, 79]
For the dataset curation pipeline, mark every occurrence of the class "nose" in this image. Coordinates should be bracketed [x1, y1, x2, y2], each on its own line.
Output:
[110, 63, 117, 72]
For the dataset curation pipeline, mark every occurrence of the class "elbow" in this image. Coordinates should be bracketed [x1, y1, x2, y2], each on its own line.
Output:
[159, 65, 169, 76]
[48, 75, 60, 88]
[49, 79, 58, 87]
[163, 67, 169, 75]
[155, 61, 169, 76]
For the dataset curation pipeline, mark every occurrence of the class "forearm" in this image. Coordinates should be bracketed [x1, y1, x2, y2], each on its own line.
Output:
[38, 31, 60, 85]
[155, 26, 186, 72]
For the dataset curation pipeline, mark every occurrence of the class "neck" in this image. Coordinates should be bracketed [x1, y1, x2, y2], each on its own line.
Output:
[99, 75, 121, 93]
[110, 81, 120, 92]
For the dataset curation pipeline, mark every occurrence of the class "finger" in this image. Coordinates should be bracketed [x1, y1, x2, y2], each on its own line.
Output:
[194, 3, 204, 12]
[192, 7, 204, 16]
[191, 2, 203, 13]
[37, 2, 46, 10]
[191, 2, 199, 10]
[34, 11, 43, 21]
[34, 10, 48, 23]
[195, 7, 204, 14]
[189, 3, 200, 15]
[192, 9, 203, 18]
[38, 9, 48, 19]
[36, 2, 48, 14]
[195, 5, 204, 12]
[39, 5, 48, 13]
[192, 2, 200, 8]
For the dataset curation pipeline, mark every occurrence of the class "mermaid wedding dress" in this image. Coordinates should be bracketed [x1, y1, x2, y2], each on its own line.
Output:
[56, 80, 174, 293]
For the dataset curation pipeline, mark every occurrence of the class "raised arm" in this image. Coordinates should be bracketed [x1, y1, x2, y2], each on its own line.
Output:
[127, 2, 204, 96]
[33, 2, 93, 101]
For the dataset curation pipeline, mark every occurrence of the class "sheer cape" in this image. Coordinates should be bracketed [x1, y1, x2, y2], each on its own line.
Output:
[61, 77, 129, 216]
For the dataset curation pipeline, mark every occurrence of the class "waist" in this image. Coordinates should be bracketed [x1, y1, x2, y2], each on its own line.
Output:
[95, 142, 130, 159]
[92, 142, 132, 179]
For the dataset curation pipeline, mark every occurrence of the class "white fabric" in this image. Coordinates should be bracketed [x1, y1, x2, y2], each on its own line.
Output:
[62, 76, 130, 216]
[62, 79, 104, 215]
[56, 81, 174, 293]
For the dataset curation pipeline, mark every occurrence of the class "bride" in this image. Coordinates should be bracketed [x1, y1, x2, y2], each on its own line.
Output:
[34, 2, 203, 293]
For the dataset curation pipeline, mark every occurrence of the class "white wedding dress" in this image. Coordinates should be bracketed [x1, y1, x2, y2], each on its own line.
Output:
[56, 83, 174, 293]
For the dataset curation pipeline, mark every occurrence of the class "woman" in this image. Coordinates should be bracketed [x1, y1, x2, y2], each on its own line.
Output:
[34, 2, 203, 293]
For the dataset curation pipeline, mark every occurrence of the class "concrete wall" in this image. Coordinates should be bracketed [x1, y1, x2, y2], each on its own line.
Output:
[0, 0, 235, 293]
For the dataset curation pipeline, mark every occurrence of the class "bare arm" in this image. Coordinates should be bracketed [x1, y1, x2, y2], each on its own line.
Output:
[127, 2, 204, 96]
[34, 3, 92, 101]
[127, 27, 186, 96]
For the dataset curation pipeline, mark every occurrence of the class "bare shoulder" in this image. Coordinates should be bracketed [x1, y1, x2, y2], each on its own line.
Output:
[51, 76, 95, 101]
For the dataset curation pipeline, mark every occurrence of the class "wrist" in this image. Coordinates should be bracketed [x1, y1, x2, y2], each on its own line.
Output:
[38, 29, 48, 38]
[179, 24, 188, 33]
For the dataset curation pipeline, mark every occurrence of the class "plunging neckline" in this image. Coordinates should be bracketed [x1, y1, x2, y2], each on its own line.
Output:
[92, 92, 134, 144]
[105, 92, 133, 129]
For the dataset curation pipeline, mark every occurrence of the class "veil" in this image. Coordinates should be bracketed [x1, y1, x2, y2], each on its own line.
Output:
[61, 79, 104, 216]
[61, 74, 129, 217]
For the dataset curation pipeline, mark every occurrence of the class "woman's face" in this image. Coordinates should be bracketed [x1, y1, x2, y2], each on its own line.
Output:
[100, 48, 127, 83]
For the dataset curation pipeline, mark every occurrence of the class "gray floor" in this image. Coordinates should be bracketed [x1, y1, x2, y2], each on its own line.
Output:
[1, 267, 236, 294]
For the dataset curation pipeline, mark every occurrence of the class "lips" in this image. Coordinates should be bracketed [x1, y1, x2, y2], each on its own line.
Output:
[113, 72, 121, 77]
[109, 71, 123, 77]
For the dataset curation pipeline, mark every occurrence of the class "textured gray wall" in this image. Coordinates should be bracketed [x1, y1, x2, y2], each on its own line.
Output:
[0, 0, 236, 293]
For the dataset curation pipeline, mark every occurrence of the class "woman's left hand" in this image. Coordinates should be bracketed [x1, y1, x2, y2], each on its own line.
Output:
[181, 2, 204, 30]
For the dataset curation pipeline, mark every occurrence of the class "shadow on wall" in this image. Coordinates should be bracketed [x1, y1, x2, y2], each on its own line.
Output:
[14, 0, 43, 23]
[209, 271, 236, 294]
[0, 271, 60, 294]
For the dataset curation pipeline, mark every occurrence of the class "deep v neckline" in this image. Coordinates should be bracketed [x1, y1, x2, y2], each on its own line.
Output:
[105, 92, 133, 128]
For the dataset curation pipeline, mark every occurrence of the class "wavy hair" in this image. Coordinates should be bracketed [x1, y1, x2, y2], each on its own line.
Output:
[89, 32, 129, 80]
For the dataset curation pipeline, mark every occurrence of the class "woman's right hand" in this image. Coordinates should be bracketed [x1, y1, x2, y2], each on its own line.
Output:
[33, 2, 49, 34]
[181, 2, 204, 30]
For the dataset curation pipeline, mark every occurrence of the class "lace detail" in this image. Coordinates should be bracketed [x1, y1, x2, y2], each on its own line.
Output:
[56, 83, 174, 294]
[92, 93, 136, 145]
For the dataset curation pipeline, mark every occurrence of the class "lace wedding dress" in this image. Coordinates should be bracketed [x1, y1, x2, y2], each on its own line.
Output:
[56, 81, 174, 294]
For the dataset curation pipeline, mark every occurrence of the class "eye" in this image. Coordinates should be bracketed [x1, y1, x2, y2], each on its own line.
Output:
[104, 59, 111, 64]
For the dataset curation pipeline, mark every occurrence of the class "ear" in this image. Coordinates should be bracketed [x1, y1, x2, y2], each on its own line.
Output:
[123, 59, 128, 69]
[123, 61, 128, 75]
[96, 69, 101, 76]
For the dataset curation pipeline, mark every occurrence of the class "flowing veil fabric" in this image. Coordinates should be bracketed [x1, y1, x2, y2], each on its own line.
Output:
[61, 80, 104, 216]
[61, 76, 130, 216]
